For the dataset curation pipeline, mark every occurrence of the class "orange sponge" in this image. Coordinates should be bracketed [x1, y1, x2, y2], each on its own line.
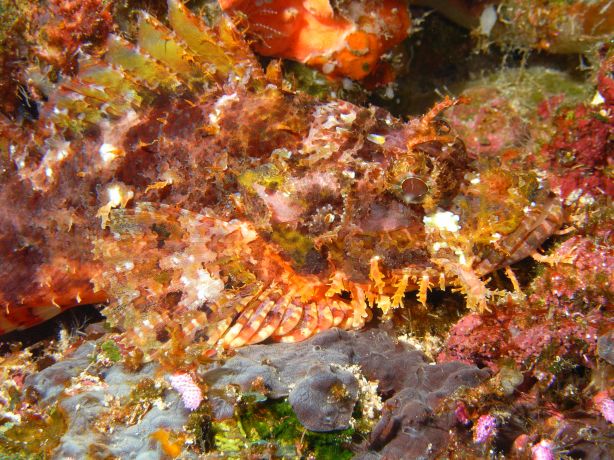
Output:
[219, 0, 410, 80]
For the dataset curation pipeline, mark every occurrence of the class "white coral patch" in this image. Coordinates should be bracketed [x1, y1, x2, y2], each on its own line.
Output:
[423, 210, 461, 233]
[479, 5, 497, 36]
[340, 364, 382, 421]
[99, 143, 120, 163]
[209, 92, 239, 128]
[180, 268, 224, 306]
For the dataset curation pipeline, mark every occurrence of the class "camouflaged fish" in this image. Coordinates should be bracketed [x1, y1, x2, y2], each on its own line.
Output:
[0, 0, 562, 360]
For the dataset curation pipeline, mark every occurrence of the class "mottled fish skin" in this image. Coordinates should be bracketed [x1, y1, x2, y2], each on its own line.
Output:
[0, 0, 561, 356]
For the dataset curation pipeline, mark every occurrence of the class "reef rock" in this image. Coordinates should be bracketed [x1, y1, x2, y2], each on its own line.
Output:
[24, 341, 193, 459]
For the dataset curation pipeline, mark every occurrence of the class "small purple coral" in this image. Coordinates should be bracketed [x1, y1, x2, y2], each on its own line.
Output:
[169, 373, 203, 411]
[473, 414, 497, 444]
[531, 439, 555, 460]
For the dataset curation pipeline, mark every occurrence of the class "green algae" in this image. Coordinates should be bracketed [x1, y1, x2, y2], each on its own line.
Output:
[282, 61, 368, 104]
[186, 407, 215, 453]
[469, 67, 593, 118]
[0, 407, 66, 459]
[271, 225, 317, 269]
[284, 62, 335, 100]
[237, 163, 286, 192]
[100, 339, 122, 363]
[129, 377, 164, 402]
[208, 399, 355, 459]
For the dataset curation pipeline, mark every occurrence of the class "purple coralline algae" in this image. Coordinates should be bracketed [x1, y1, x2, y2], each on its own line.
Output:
[473, 414, 497, 444]
[169, 373, 203, 411]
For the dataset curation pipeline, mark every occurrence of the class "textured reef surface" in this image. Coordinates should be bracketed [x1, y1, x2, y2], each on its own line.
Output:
[0, 0, 612, 459]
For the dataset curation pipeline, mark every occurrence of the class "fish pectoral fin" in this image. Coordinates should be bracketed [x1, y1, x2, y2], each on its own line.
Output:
[94, 202, 366, 358]
[93, 203, 237, 343]
[474, 192, 564, 275]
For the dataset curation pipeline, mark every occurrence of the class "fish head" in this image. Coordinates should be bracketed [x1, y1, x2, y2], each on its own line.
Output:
[238, 98, 475, 282]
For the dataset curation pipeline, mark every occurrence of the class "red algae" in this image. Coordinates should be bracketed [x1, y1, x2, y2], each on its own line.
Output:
[539, 104, 613, 200]
[439, 226, 612, 372]
[530, 232, 613, 310]
[438, 304, 601, 372]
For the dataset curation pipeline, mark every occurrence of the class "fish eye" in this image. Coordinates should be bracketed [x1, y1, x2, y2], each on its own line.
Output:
[434, 118, 451, 135]
[396, 175, 429, 204]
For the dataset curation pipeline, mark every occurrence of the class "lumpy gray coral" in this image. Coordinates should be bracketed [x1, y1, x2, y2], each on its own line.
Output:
[13, 327, 489, 458]
[204, 327, 490, 456]
[26, 341, 192, 459]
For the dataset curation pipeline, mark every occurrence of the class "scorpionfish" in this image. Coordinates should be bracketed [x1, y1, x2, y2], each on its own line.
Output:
[0, 0, 562, 363]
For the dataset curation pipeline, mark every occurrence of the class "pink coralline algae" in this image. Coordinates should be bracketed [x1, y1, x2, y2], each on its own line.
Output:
[438, 302, 601, 372]
[531, 439, 555, 460]
[529, 232, 613, 311]
[473, 414, 497, 444]
[594, 392, 614, 424]
[540, 103, 613, 199]
[454, 401, 471, 426]
[439, 226, 611, 372]
[169, 373, 203, 411]
[599, 398, 614, 423]
[444, 87, 526, 158]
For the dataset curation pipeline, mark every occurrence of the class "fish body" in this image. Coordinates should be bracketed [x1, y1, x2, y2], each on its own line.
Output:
[0, 1, 561, 359]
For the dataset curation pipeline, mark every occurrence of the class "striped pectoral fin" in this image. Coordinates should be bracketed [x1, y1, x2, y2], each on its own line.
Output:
[275, 301, 319, 343]
[235, 291, 292, 346]
[215, 289, 311, 347]
[313, 301, 334, 334]
[198, 283, 262, 345]
[475, 191, 564, 275]
[329, 299, 346, 327]
[268, 299, 304, 338]
[219, 285, 280, 348]
[210, 287, 301, 348]
[224, 297, 281, 348]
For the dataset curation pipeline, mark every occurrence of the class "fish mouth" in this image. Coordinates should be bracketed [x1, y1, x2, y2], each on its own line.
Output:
[474, 191, 564, 276]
